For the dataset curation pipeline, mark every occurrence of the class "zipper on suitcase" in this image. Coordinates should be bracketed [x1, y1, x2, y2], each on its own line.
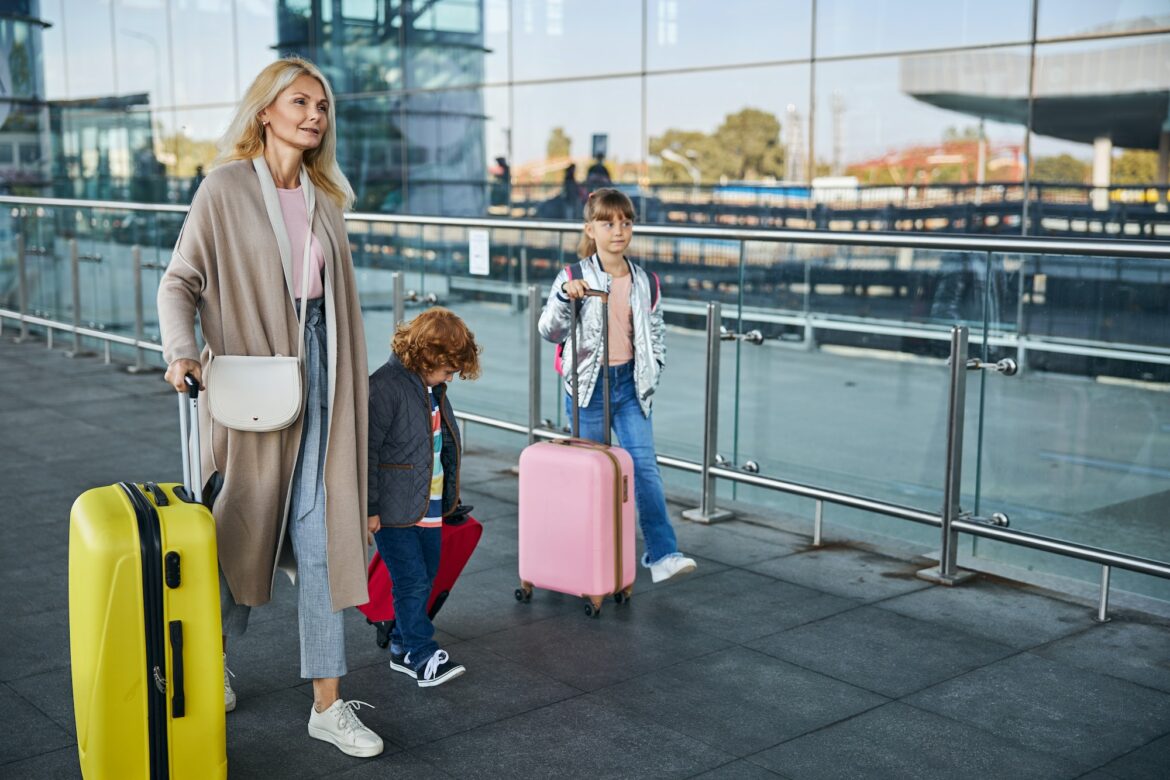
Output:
[120, 482, 171, 780]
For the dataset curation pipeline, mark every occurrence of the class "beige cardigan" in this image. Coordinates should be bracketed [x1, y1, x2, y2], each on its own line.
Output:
[157, 159, 369, 611]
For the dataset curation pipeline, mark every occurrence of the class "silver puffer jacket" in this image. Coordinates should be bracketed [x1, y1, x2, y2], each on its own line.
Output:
[538, 254, 665, 417]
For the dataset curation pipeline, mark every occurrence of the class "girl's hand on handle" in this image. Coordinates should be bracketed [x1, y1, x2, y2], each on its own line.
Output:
[562, 278, 590, 300]
[165, 359, 203, 393]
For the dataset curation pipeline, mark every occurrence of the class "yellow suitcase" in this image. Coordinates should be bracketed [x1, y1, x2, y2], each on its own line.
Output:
[69, 382, 227, 779]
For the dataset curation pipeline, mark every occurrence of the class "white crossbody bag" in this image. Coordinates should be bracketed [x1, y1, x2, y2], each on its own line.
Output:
[205, 158, 318, 433]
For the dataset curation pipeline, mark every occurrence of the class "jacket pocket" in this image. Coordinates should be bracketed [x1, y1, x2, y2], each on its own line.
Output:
[378, 463, 413, 470]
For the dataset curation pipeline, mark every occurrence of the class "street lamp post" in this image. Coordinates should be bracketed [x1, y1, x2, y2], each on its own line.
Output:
[660, 147, 700, 197]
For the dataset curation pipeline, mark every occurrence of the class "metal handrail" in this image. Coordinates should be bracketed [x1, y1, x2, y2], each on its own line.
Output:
[1, 194, 1167, 258]
[3, 197, 1169, 613]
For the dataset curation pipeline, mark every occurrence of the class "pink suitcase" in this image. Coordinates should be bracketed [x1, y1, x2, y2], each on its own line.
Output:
[517, 287, 636, 617]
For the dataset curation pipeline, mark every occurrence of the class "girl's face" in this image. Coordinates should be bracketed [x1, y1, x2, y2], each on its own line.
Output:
[259, 73, 329, 156]
[585, 212, 634, 255]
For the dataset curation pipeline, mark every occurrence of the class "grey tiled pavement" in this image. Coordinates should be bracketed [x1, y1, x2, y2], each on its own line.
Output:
[2, 336, 1170, 779]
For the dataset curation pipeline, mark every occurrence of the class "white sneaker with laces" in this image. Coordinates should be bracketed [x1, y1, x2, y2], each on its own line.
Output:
[307, 699, 384, 758]
[223, 654, 236, 713]
[649, 553, 697, 583]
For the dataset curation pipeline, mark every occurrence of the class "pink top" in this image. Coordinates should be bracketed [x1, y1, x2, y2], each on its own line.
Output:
[277, 186, 325, 299]
[607, 273, 634, 365]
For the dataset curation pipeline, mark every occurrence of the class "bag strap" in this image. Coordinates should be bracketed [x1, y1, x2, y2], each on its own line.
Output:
[251, 156, 316, 360]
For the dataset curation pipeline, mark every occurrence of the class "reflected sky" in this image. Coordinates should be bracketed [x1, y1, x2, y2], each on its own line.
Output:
[24, 1, 1170, 184]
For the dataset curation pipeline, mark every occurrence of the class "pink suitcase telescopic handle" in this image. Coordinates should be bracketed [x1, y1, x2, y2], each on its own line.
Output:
[177, 374, 203, 503]
[566, 286, 610, 444]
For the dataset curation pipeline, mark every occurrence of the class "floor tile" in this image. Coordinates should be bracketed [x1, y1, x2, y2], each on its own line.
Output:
[752, 701, 1080, 780]
[594, 646, 887, 756]
[748, 604, 1015, 697]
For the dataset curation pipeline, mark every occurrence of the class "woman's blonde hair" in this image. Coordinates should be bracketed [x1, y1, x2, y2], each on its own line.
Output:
[577, 187, 637, 258]
[214, 56, 354, 210]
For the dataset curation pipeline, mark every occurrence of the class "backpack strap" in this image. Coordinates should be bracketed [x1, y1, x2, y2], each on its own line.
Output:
[566, 259, 587, 315]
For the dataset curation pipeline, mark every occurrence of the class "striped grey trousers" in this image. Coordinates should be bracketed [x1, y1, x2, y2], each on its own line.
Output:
[220, 298, 347, 679]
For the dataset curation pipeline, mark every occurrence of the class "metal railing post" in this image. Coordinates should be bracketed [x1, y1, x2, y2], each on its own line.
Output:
[129, 246, 146, 372]
[1096, 565, 1111, 623]
[918, 325, 978, 585]
[813, 499, 824, 547]
[392, 271, 404, 326]
[682, 301, 734, 524]
[15, 233, 29, 342]
[527, 284, 540, 447]
[66, 239, 90, 357]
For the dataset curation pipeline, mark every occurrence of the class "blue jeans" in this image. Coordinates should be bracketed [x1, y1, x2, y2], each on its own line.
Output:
[372, 525, 441, 669]
[565, 361, 679, 565]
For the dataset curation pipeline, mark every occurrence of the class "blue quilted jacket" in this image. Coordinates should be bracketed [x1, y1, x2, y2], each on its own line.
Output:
[367, 354, 461, 526]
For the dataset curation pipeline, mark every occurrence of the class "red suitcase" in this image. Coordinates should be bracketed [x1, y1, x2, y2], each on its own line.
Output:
[358, 506, 482, 648]
[517, 288, 637, 618]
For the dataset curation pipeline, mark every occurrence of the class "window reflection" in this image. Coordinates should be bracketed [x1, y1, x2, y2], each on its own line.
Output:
[512, 77, 640, 219]
[646, 0, 811, 70]
[815, 0, 1031, 58]
[1029, 34, 1170, 206]
[645, 64, 811, 224]
[814, 49, 1029, 233]
[1037, 0, 1170, 40]
[511, 0, 639, 81]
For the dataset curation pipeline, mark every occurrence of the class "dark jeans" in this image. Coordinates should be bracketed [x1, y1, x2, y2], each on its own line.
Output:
[373, 524, 441, 669]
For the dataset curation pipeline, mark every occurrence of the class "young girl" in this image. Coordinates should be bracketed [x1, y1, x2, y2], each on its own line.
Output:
[537, 188, 697, 583]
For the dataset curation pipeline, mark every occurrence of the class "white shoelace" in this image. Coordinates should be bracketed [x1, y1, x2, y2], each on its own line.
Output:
[223, 656, 235, 687]
[334, 700, 375, 735]
[422, 650, 449, 681]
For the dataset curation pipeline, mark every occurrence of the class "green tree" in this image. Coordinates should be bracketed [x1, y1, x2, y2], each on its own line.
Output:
[160, 133, 217, 177]
[648, 130, 716, 184]
[1032, 154, 1089, 184]
[1113, 149, 1157, 184]
[546, 127, 571, 159]
[713, 108, 785, 180]
[648, 107, 785, 183]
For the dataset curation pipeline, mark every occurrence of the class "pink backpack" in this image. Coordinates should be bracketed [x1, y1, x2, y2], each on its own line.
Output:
[554, 260, 660, 375]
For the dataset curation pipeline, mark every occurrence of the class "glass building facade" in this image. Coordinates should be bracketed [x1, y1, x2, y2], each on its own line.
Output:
[1, 2, 1168, 607]
[1, 0, 1167, 234]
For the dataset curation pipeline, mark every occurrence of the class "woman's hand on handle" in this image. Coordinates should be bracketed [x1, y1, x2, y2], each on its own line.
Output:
[366, 515, 381, 546]
[165, 358, 203, 393]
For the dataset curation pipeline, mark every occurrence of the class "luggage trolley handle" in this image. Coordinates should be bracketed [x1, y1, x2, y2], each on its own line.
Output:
[177, 374, 203, 504]
[567, 287, 611, 445]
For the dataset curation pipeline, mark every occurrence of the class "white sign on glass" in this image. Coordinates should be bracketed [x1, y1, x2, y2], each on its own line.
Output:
[469, 229, 490, 276]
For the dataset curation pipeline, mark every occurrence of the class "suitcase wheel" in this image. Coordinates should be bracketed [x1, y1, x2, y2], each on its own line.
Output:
[373, 621, 393, 649]
[614, 589, 632, 605]
[584, 598, 603, 618]
[514, 584, 533, 603]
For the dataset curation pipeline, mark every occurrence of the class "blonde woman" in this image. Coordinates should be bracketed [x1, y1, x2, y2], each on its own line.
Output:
[158, 57, 381, 757]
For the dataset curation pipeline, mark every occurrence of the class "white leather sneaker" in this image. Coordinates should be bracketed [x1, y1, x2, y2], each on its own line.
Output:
[307, 699, 384, 758]
[223, 654, 236, 713]
[649, 553, 697, 583]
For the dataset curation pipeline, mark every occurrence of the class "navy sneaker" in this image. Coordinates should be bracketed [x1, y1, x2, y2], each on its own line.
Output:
[389, 649, 414, 678]
[415, 649, 465, 688]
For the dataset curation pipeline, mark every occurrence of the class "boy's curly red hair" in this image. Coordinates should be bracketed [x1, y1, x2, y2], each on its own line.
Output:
[392, 307, 482, 380]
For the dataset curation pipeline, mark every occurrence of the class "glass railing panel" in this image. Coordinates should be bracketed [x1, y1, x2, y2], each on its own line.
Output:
[970, 250, 1170, 602]
[19, 206, 67, 324]
[725, 240, 1006, 546]
[646, 234, 741, 496]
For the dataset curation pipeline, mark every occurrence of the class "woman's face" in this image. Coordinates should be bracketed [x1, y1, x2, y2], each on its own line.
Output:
[260, 73, 329, 155]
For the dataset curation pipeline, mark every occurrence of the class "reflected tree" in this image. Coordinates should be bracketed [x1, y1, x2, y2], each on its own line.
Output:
[649, 107, 786, 184]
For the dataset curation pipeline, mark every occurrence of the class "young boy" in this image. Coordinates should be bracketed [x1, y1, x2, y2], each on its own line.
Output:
[367, 307, 481, 687]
